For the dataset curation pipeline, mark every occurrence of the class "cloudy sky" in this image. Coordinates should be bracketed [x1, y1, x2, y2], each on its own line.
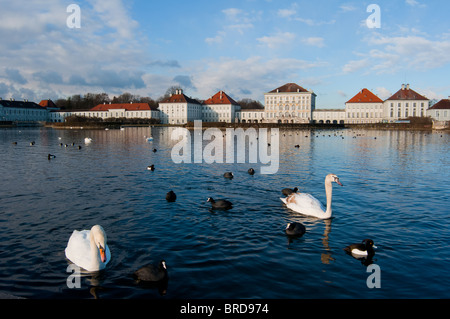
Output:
[1, 0, 449, 108]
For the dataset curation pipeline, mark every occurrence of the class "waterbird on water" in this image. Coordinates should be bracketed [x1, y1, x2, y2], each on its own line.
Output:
[344, 239, 377, 257]
[285, 222, 306, 237]
[280, 174, 343, 219]
[166, 190, 176, 202]
[147, 164, 155, 171]
[207, 197, 233, 210]
[133, 260, 168, 283]
[223, 172, 233, 179]
[65, 225, 111, 272]
[248, 168, 255, 175]
[281, 187, 298, 196]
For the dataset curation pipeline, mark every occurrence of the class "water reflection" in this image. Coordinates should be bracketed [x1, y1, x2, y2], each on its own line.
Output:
[0, 127, 448, 299]
[320, 219, 334, 265]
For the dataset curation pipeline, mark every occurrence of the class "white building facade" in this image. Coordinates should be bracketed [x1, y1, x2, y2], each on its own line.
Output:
[158, 89, 202, 124]
[48, 102, 160, 122]
[264, 83, 316, 124]
[384, 84, 429, 122]
[0, 98, 49, 123]
[312, 109, 345, 124]
[202, 91, 241, 123]
[427, 98, 450, 121]
[345, 88, 384, 124]
[238, 109, 265, 123]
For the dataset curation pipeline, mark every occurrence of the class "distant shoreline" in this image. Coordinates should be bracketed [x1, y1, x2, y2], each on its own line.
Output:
[37, 121, 448, 131]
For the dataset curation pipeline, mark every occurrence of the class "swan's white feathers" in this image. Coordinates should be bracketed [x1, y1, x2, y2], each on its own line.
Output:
[280, 174, 341, 219]
[281, 193, 327, 218]
[65, 227, 111, 272]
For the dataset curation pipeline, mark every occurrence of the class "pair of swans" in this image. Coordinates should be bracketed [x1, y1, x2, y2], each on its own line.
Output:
[64, 174, 342, 271]
[280, 174, 343, 219]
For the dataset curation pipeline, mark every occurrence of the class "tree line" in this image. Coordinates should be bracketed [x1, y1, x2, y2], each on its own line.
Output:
[54, 86, 264, 110]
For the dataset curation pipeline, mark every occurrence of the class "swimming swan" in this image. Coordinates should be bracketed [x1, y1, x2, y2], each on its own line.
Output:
[280, 174, 343, 219]
[65, 225, 111, 271]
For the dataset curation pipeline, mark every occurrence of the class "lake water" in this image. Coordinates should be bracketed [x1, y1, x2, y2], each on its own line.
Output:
[0, 126, 449, 299]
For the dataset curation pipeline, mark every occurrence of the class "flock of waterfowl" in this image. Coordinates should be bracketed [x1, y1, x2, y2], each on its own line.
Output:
[13, 129, 380, 292]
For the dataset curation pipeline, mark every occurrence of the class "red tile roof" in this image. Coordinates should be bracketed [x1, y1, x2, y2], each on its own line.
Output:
[90, 103, 158, 111]
[39, 99, 57, 108]
[159, 91, 202, 105]
[386, 86, 428, 101]
[428, 99, 450, 110]
[268, 83, 310, 93]
[204, 91, 239, 105]
[346, 88, 383, 103]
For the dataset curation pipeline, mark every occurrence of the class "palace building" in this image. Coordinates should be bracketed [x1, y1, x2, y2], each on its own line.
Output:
[4, 82, 441, 126]
[263, 83, 316, 124]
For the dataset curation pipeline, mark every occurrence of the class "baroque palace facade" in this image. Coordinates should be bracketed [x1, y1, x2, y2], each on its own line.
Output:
[2, 82, 448, 125]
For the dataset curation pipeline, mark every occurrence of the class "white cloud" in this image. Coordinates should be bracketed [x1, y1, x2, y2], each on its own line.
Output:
[227, 23, 254, 35]
[295, 17, 336, 26]
[345, 34, 450, 74]
[342, 59, 370, 73]
[205, 31, 226, 44]
[205, 8, 255, 45]
[88, 0, 139, 39]
[302, 37, 325, 48]
[277, 8, 296, 18]
[405, 0, 426, 7]
[369, 35, 450, 71]
[191, 56, 327, 101]
[276, 4, 335, 26]
[222, 8, 243, 19]
[0, 0, 151, 100]
[257, 32, 296, 49]
[419, 88, 447, 101]
[340, 4, 357, 12]
[375, 87, 392, 100]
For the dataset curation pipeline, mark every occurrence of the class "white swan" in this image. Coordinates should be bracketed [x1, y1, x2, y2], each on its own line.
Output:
[65, 225, 111, 271]
[84, 137, 93, 144]
[280, 174, 343, 219]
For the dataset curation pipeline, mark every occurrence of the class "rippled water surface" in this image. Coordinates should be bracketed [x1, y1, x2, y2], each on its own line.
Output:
[0, 126, 449, 299]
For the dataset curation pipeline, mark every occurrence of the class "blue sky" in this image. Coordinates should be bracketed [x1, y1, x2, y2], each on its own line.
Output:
[0, 0, 449, 108]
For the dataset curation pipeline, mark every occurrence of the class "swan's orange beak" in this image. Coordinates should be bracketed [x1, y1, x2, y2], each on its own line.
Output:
[336, 179, 343, 186]
[99, 246, 107, 263]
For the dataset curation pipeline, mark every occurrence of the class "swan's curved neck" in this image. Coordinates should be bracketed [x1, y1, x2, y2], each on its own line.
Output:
[89, 231, 100, 269]
[324, 179, 333, 217]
